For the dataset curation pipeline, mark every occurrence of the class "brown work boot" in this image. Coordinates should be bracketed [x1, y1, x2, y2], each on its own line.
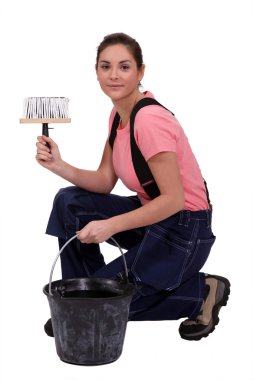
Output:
[179, 275, 230, 341]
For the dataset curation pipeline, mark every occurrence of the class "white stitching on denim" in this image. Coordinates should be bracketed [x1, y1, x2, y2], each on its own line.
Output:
[189, 274, 203, 318]
[165, 251, 190, 291]
[131, 228, 150, 282]
[153, 224, 192, 245]
[184, 220, 199, 272]
[149, 230, 189, 253]
[166, 295, 203, 302]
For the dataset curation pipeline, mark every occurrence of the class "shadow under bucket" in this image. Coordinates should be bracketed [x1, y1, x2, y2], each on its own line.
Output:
[43, 236, 135, 365]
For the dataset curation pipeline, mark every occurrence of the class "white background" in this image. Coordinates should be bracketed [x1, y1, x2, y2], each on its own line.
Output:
[0, 0, 252, 379]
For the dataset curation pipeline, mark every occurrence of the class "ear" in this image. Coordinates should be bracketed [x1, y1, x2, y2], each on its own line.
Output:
[138, 64, 145, 82]
[95, 64, 99, 80]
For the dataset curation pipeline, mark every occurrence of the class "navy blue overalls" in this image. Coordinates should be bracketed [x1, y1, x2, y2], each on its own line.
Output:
[46, 186, 215, 321]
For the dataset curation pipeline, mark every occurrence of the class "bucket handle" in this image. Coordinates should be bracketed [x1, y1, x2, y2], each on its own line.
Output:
[48, 235, 128, 296]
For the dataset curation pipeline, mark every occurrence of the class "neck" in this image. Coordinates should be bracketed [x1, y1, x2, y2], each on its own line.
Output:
[113, 90, 145, 128]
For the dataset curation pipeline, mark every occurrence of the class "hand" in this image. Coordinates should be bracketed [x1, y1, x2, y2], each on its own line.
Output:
[35, 135, 62, 171]
[77, 220, 115, 244]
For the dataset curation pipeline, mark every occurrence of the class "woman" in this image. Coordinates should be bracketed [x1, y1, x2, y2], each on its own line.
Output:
[36, 33, 230, 341]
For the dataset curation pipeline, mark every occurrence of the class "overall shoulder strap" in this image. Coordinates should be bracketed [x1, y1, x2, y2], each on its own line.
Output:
[108, 97, 174, 199]
[109, 98, 173, 149]
[108, 98, 212, 206]
[130, 97, 172, 199]
[109, 112, 121, 149]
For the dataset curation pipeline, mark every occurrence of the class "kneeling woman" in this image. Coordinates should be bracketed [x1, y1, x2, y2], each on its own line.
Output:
[36, 32, 230, 341]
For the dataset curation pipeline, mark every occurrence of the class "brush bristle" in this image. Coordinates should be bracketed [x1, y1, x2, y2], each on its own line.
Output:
[23, 97, 69, 119]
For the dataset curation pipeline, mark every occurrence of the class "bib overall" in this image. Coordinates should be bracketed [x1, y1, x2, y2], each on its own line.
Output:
[46, 186, 215, 321]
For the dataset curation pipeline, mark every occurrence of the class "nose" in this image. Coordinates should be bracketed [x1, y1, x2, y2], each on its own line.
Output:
[110, 67, 119, 80]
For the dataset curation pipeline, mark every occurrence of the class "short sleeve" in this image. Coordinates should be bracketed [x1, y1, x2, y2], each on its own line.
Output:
[134, 105, 181, 161]
[108, 108, 117, 136]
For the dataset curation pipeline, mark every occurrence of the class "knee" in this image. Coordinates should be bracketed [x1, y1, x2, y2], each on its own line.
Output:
[54, 186, 76, 199]
[52, 186, 95, 215]
[53, 186, 76, 207]
[54, 185, 92, 200]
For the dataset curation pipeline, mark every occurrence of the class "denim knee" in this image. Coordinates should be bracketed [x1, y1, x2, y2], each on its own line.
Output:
[46, 186, 96, 238]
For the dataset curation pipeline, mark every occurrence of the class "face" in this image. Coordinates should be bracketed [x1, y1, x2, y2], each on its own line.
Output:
[96, 44, 144, 103]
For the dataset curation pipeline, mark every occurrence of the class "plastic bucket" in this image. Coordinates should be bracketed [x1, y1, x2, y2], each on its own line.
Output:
[43, 236, 134, 365]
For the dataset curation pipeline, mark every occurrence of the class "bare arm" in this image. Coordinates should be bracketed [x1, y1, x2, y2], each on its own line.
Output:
[78, 151, 185, 243]
[36, 135, 117, 193]
[111, 151, 185, 230]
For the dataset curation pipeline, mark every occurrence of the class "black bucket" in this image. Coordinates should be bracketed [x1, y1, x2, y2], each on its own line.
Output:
[43, 236, 135, 365]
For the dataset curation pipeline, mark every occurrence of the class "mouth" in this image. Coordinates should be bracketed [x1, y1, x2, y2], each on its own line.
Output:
[107, 84, 124, 88]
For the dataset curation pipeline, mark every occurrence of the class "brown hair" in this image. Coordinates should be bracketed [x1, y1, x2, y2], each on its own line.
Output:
[96, 32, 143, 69]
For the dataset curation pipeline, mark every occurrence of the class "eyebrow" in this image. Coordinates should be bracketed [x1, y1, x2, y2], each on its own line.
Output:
[99, 59, 132, 64]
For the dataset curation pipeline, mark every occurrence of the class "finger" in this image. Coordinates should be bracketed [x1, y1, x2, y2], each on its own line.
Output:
[77, 233, 92, 244]
[77, 236, 88, 244]
[76, 231, 84, 242]
[36, 137, 50, 152]
[36, 152, 52, 161]
[37, 135, 55, 146]
[42, 135, 55, 145]
[36, 142, 51, 153]
[36, 144, 52, 155]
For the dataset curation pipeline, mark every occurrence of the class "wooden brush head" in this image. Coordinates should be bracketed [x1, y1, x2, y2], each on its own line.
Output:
[19, 118, 71, 124]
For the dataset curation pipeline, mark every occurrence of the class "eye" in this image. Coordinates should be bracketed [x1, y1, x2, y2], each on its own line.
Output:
[100, 64, 110, 70]
[120, 64, 130, 71]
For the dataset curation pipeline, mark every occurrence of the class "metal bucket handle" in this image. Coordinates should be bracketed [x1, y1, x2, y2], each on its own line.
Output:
[48, 235, 128, 296]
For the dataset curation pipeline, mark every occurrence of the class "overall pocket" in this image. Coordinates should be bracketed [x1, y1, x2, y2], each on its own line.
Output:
[131, 224, 191, 291]
[184, 235, 216, 276]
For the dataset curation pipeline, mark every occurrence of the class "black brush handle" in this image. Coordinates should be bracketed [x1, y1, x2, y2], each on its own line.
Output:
[42, 123, 51, 150]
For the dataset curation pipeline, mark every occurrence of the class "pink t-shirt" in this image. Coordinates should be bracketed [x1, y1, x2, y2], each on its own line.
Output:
[108, 91, 209, 211]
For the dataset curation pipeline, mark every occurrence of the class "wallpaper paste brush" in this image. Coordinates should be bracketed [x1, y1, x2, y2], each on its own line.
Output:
[20, 97, 71, 147]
